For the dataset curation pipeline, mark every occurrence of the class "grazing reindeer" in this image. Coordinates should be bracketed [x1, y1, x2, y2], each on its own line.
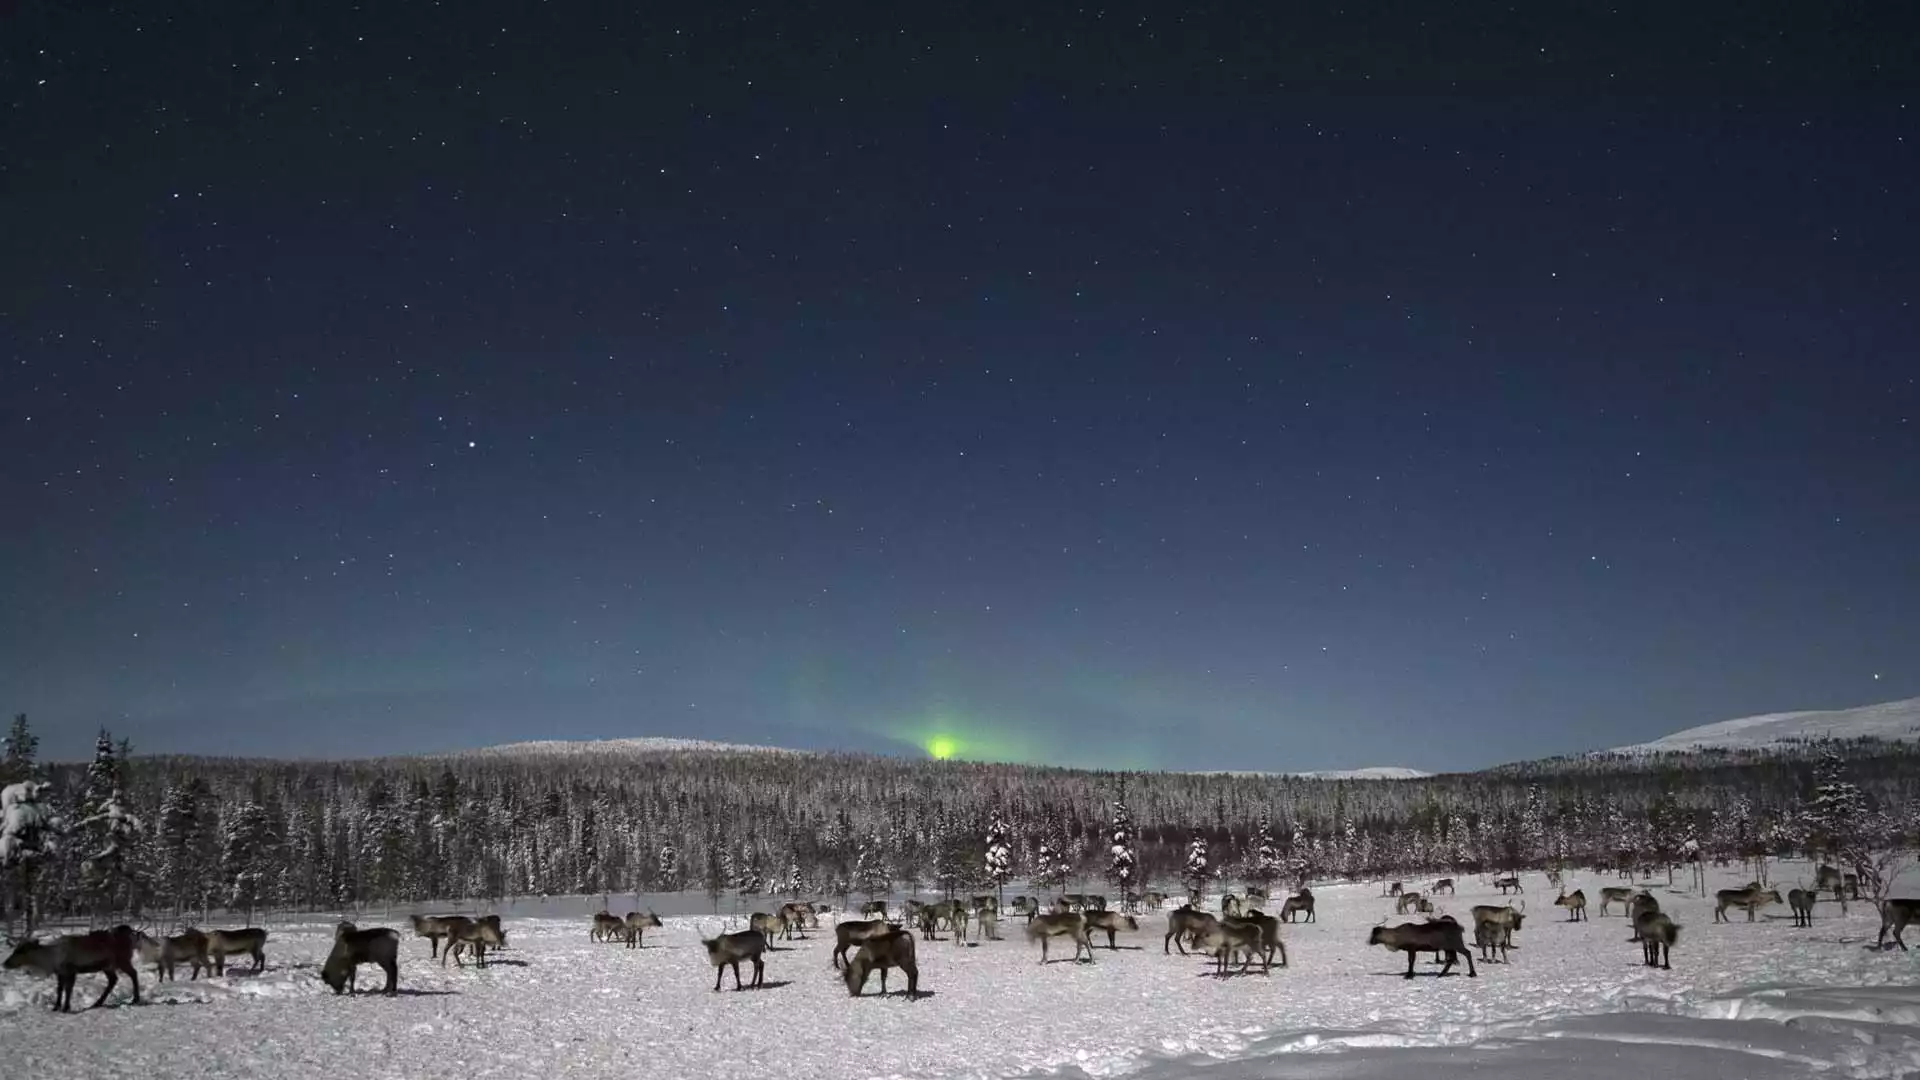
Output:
[410, 915, 455, 958]
[748, 912, 784, 942]
[1164, 905, 1219, 955]
[1368, 920, 1477, 979]
[1546, 869, 1564, 890]
[1199, 919, 1271, 976]
[446, 917, 506, 967]
[1083, 894, 1109, 912]
[777, 902, 814, 939]
[1026, 911, 1093, 964]
[844, 928, 919, 998]
[591, 911, 625, 942]
[860, 900, 889, 920]
[1143, 890, 1170, 910]
[1385, 881, 1403, 897]
[1220, 893, 1243, 918]
[703, 929, 767, 991]
[1713, 885, 1782, 923]
[1217, 910, 1285, 972]
[977, 908, 1001, 941]
[1554, 889, 1588, 922]
[1084, 910, 1138, 949]
[1008, 896, 1040, 923]
[1470, 905, 1525, 963]
[1787, 888, 1816, 928]
[1597, 886, 1637, 916]
[623, 910, 663, 948]
[1878, 898, 1919, 951]
[1493, 875, 1523, 895]
[1628, 892, 1661, 941]
[971, 894, 1000, 916]
[831, 919, 897, 969]
[1395, 891, 1425, 915]
[1635, 911, 1679, 969]
[135, 928, 208, 982]
[1431, 877, 1456, 895]
[3, 925, 141, 1012]
[1815, 864, 1843, 897]
[1280, 888, 1315, 923]
[1060, 893, 1088, 912]
[204, 928, 268, 975]
[1245, 885, 1270, 904]
[914, 904, 940, 941]
[321, 923, 399, 995]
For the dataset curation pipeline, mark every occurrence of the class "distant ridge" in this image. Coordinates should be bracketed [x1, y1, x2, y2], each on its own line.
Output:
[457, 736, 805, 759]
[1186, 766, 1431, 780]
[1610, 696, 1920, 754]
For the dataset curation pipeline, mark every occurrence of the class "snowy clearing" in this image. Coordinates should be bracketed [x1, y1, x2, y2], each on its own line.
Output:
[3, 862, 1916, 1079]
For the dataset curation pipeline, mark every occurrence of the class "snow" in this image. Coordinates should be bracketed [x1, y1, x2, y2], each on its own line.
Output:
[456, 736, 805, 759]
[1613, 696, 1920, 754]
[1186, 768, 1433, 780]
[4, 862, 1917, 1079]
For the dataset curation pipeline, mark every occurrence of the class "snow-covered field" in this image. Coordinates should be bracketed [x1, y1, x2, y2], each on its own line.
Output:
[4, 863, 1917, 1080]
[1612, 696, 1920, 754]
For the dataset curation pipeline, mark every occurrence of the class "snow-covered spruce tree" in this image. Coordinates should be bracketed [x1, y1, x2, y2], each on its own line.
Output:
[1249, 812, 1282, 889]
[1, 777, 60, 933]
[854, 833, 891, 899]
[1031, 829, 1064, 891]
[1286, 819, 1311, 887]
[1183, 831, 1210, 897]
[77, 782, 144, 920]
[1, 713, 39, 788]
[985, 811, 1013, 902]
[1106, 792, 1137, 902]
[220, 799, 277, 921]
[75, 731, 131, 917]
[154, 780, 213, 916]
[657, 837, 681, 892]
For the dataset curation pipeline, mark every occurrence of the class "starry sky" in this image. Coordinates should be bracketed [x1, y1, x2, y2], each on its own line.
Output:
[3, 2, 1915, 772]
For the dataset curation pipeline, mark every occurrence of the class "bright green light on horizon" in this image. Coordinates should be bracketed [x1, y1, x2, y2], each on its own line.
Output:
[925, 734, 959, 760]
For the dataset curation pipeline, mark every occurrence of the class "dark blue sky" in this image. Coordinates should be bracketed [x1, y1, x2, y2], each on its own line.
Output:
[3, 2, 1915, 770]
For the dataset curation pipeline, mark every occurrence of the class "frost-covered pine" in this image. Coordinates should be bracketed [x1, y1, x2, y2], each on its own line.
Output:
[220, 800, 276, 919]
[984, 812, 1013, 895]
[1249, 813, 1281, 886]
[1105, 795, 1136, 895]
[657, 837, 680, 891]
[1031, 830, 1064, 890]
[854, 833, 891, 897]
[1803, 744, 1869, 864]
[0, 713, 39, 788]
[1183, 832, 1210, 895]
[1286, 818, 1311, 886]
[77, 785, 144, 916]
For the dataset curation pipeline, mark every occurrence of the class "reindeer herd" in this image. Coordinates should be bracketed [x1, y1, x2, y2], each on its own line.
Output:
[5, 864, 1917, 1012]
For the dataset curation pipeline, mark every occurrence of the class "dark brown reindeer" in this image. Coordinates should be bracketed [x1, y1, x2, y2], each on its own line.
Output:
[1470, 904, 1525, 963]
[1280, 888, 1316, 923]
[1597, 886, 1637, 916]
[831, 918, 897, 969]
[320, 923, 399, 995]
[1713, 885, 1782, 923]
[1554, 889, 1588, 922]
[1026, 911, 1093, 964]
[4, 925, 142, 1012]
[844, 928, 919, 998]
[410, 914, 456, 958]
[134, 928, 208, 981]
[1164, 905, 1218, 955]
[1787, 888, 1817, 928]
[703, 928, 767, 991]
[1368, 920, 1477, 978]
[1878, 898, 1919, 951]
[1634, 911, 1679, 969]
[1084, 910, 1138, 949]
[623, 910, 663, 948]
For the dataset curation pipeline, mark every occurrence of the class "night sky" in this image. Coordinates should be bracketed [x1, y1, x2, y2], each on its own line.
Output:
[3, 2, 1915, 771]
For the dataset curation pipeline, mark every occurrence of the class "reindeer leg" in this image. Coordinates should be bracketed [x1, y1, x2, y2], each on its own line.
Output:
[90, 969, 118, 1010]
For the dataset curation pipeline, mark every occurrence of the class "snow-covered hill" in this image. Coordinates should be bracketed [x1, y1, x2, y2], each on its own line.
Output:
[455, 736, 805, 759]
[1612, 696, 1920, 754]
[1187, 766, 1432, 780]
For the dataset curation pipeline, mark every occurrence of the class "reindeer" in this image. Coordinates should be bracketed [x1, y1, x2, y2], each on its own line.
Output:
[1083, 893, 1109, 912]
[410, 914, 456, 958]
[1245, 885, 1270, 904]
[1554, 889, 1588, 922]
[204, 927, 268, 975]
[1084, 909, 1138, 949]
[1713, 885, 1782, 923]
[1431, 877, 1456, 895]
[1280, 888, 1315, 923]
[1493, 874, 1523, 895]
[1546, 869, 1564, 890]
[321, 923, 399, 995]
[1143, 890, 1171, 910]
[1787, 888, 1816, 928]
[134, 928, 208, 981]
[1628, 892, 1661, 941]
[446, 917, 506, 967]
[1007, 896, 1040, 923]
[831, 918, 897, 969]
[1634, 911, 1679, 969]
[860, 900, 889, 920]
[623, 910, 663, 948]
[777, 902, 814, 939]
[1164, 905, 1219, 955]
[1877, 898, 1919, 951]
[1060, 893, 1088, 912]
[591, 911, 625, 942]
[1842, 873, 1861, 901]
[1220, 892, 1244, 917]
[1597, 886, 1637, 916]
[3, 925, 141, 1011]
[977, 908, 1001, 941]
[1214, 910, 1285, 972]
[1395, 891, 1425, 915]
[1368, 920, 1477, 978]
[1385, 881, 1404, 897]
[1026, 911, 1093, 964]
[1470, 904, 1525, 963]
[748, 912, 784, 942]
[844, 928, 919, 998]
[703, 929, 767, 991]
[1815, 863, 1843, 897]
[971, 894, 1000, 916]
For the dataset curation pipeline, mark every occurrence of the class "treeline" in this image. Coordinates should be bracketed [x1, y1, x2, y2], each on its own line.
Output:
[2, 713, 1916, 930]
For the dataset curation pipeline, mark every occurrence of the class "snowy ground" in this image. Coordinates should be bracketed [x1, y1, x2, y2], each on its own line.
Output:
[3, 862, 1916, 1079]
